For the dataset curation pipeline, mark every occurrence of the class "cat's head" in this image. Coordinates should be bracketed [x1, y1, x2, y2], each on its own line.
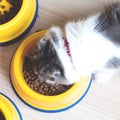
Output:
[31, 27, 79, 85]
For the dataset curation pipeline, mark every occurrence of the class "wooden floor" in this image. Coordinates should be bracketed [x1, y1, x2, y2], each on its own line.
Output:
[0, 0, 120, 119]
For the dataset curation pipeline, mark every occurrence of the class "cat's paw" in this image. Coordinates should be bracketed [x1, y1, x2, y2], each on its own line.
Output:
[47, 26, 63, 44]
[93, 72, 111, 84]
[94, 76, 106, 84]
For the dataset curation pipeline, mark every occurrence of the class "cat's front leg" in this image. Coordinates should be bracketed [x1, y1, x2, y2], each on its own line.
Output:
[65, 21, 83, 71]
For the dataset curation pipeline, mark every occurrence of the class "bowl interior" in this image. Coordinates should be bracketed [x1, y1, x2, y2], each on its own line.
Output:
[0, 0, 23, 25]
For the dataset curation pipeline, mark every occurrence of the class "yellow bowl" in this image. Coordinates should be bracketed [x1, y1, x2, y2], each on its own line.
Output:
[0, 0, 38, 46]
[0, 93, 22, 120]
[10, 30, 92, 113]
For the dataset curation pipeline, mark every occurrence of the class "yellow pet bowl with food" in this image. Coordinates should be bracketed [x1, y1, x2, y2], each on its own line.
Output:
[10, 30, 92, 113]
[0, 92, 22, 120]
[0, 0, 38, 46]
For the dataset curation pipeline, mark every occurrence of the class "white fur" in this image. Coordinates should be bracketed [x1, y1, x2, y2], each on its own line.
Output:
[49, 27, 80, 84]
[65, 15, 120, 83]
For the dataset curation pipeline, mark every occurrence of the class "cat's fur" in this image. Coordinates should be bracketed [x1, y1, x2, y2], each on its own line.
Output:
[35, 3, 120, 85]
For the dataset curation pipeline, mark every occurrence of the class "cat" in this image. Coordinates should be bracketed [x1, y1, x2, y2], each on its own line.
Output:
[32, 3, 120, 85]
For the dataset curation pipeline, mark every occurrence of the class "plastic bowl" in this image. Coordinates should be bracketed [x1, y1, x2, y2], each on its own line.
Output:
[10, 30, 92, 113]
[0, 93, 22, 120]
[0, 0, 38, 46]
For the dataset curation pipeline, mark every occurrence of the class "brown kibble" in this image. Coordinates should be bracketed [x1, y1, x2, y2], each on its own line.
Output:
[52, 88, 56, 92]
[30, 84, 34, 89]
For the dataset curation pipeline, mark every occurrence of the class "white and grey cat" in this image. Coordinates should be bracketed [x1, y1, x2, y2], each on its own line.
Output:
[32, 3, 120, 85]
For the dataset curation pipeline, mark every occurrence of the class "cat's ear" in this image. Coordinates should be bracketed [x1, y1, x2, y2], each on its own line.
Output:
[38, 37, 47, 50]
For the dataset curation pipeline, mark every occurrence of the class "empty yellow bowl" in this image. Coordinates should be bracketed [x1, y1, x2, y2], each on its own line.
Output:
[10, 30, 92, 113]
[0, 0, 38, 46]
[0, 93, 22, 120]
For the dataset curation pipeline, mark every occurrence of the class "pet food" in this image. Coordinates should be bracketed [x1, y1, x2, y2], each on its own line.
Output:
[23, 53, 73, 96]
[0, 0, 22, 24]
[0, 111, 5, 120]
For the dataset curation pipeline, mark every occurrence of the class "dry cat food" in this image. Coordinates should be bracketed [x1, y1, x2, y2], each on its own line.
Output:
[0, 0, 22, 24]
[23, 51, 73, 96]
[0, 111, 5, 120]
